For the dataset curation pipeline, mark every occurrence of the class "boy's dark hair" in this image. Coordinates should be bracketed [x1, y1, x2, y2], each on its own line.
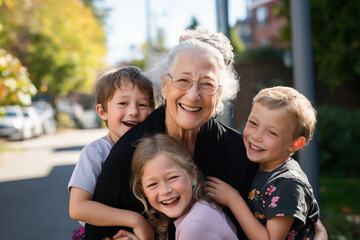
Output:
[95, 66, 155, 112]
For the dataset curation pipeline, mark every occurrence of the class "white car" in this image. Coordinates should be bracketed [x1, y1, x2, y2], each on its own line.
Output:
[21, 106, 43, 138]
[33, 101, 57, 134]
[0, 105, 33, 140]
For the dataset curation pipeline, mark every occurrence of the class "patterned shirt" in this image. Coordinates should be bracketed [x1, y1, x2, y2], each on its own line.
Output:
[247, 159, 319, 240]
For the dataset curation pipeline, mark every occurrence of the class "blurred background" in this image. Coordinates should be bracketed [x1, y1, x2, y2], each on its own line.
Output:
[0, 0, 359, 239]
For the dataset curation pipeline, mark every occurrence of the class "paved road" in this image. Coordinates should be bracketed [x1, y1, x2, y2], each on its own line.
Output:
[0, 128, 108, 240]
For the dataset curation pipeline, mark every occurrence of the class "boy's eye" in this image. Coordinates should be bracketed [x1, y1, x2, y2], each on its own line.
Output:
[119, 102, 127, 106]
[139, 103, 149, 108]
[248, 120, 257, 126]
[267, 131, 278, 136]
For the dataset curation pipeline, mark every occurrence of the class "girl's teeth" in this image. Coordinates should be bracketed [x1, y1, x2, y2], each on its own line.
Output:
[162, 198, 177, 205]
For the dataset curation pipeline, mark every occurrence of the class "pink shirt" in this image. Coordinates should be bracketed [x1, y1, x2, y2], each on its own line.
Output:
[174, 200, 238, 240]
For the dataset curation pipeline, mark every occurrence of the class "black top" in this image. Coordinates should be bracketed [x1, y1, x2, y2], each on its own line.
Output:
[85, 105, 258, 240]
[248, 159, 319, 239]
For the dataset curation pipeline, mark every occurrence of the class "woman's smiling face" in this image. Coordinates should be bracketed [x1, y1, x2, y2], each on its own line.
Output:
[141, 153, 196, 219]
[162, 49, 221, 133]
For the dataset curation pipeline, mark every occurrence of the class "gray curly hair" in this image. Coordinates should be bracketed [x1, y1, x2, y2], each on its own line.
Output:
[148, 26, 239, 115]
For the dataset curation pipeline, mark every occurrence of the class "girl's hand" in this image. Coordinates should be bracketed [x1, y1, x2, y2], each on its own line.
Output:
[205, 176, 240, 207]
[131, 214, 154, 240]
[113, 229, 140, 240]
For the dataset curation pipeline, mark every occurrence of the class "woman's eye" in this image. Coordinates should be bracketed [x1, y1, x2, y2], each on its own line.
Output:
[200, 81, 216, 87]
[176, 78, 190, 83]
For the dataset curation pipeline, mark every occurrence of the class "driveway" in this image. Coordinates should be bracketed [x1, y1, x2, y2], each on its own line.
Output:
[0, 128, 107, 240]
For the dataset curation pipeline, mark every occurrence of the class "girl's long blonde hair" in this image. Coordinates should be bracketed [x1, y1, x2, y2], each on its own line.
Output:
[131, 134, 203, 240]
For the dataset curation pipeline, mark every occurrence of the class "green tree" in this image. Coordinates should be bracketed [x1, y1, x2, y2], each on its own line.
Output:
[186, 17, 199, 30]
[275, 0, 360, 91]
[0, 0, 107, 97]
[230, 27, 245, 54]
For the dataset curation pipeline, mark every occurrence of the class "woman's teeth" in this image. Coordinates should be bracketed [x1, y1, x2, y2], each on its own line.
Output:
[180, 104, 201, 112]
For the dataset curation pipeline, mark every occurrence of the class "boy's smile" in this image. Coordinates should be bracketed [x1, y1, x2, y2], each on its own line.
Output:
[97, 80, 151, 143]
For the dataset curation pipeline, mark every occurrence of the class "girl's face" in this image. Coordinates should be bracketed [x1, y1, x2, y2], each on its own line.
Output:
[162, 49, 221, 134]
[141, 153, 196, 218]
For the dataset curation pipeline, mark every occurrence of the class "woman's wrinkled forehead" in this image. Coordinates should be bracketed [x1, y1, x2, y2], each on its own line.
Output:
[170, 49, 220, 79]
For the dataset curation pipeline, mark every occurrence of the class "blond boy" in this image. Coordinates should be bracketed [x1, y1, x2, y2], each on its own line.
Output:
[206, 86, 320, 240]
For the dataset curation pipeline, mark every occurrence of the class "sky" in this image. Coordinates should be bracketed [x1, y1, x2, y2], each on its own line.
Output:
[98, 0, 249, 66]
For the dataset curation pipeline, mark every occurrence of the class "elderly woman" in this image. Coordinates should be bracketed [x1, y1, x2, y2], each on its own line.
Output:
[84, 27, 326, 240]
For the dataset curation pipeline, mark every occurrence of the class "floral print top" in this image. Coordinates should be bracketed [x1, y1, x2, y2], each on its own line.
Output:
[247, 159, 319, 240]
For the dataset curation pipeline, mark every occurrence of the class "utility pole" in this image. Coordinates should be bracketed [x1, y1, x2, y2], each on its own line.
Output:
[290, 0, 321, 205]
[145, 0, 152, 70]
[215, 0, 233, 128]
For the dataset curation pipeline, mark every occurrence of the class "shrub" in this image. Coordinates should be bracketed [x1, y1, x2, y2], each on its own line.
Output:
[317, 105, 360, 177]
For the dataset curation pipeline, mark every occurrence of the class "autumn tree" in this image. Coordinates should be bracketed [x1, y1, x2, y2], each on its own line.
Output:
[0, 48, 36, 107]
[0, 0, 107, 98]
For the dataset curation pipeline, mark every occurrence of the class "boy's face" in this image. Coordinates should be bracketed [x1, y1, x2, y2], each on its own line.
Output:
[97, 81, 151, 143]
[243, 103, 296, 172]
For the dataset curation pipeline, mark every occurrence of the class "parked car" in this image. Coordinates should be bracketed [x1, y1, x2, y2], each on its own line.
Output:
[0, 105, 32, 141]
[33, 101, 57, 134]
[21, 106, 43, 138]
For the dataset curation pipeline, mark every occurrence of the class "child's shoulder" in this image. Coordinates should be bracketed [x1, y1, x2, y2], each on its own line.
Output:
[82, 134, 114, 153]
[267, 159, 311, 187]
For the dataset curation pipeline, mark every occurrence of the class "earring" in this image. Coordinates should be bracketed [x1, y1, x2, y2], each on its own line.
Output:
[192, 182, 197, 187]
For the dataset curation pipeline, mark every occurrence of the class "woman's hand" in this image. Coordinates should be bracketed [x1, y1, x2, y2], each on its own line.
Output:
[313, 219, 328, 240]
[205, 176, 240, 207]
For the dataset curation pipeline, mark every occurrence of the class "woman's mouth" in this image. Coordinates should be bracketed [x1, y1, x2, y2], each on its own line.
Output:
[179, 104, 201, 112]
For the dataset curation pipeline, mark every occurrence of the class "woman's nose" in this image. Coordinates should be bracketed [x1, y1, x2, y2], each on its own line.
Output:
[186, 82, 201, 99]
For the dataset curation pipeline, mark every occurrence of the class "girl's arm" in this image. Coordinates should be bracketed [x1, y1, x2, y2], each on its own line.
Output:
[205, 177, 294, 240]
[69, 187, 154, 240]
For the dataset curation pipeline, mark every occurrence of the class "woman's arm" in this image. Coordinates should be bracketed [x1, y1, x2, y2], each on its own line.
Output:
[313, 219, 328, 240]
[69, 187, 154, 240]
[205, 177, 294, 240]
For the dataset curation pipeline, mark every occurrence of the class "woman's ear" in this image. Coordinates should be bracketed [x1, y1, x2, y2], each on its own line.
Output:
[161, 77, 168, 101]
[96, 104, 107, 121]
[289, 136, 306, 152]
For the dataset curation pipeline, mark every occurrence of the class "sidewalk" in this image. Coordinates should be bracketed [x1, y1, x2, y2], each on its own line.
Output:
[0, 128, 107, 240]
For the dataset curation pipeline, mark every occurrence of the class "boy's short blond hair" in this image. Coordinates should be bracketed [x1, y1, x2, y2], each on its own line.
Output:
[253, 86, 317, 145]
[95, 66, 155, 112]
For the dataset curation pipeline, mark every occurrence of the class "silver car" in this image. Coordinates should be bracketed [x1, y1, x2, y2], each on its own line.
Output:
[21, 106, 43, 138]
[0, 105, 33, 140]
